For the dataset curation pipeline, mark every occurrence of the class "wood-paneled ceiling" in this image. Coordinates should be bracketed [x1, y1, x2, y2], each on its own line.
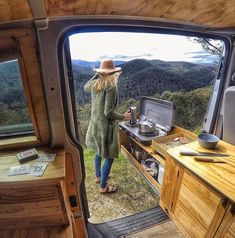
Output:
[0, 0, 235, 28]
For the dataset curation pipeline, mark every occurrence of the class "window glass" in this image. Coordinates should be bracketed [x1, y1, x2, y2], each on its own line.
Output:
[0, 59, 33, 137]
[69, 32, 224, 141]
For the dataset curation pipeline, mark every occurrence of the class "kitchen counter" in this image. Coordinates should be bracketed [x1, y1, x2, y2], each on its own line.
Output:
[167, 140, 235, 202]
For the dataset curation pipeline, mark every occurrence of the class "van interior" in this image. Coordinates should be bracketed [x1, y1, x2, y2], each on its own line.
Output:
[0, 1, 235, 238]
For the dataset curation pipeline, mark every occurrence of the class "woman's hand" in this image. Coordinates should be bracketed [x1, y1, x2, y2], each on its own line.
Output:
[124, 111, 131, 121]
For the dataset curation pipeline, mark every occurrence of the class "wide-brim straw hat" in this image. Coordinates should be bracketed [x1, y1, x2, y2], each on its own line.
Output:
[94, 59, 121, 73]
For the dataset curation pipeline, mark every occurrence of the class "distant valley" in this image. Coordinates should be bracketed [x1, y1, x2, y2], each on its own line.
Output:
[72, 58, 216, 105]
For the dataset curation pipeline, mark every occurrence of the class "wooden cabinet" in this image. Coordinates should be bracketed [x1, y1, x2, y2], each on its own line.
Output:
[120, 125, 235, 238]
[0, 183, 68, 229]
[215, 203, 235, 238]
[160, 156, 229, 238]
[0, 147, 69, 230]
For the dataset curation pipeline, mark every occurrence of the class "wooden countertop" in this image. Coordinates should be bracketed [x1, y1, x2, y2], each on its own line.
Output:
[167, 140, 235, 202]
[0, 146, 65, 186]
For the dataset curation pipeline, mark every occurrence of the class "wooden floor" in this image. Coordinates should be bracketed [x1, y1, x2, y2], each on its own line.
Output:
[126, 221, 185, 238]
[0, 225, 72, 238]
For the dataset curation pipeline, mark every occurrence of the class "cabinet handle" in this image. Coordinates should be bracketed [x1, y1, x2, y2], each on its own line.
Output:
[230, 203, 235, 215]
[221, 198, 228, 208]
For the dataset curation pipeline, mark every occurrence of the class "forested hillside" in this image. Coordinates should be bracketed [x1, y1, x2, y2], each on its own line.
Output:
[1, 58, 215, 139]
[0, 60, 31, 128]
[73, 58, 215, 105]
[77, 87, 212, 144]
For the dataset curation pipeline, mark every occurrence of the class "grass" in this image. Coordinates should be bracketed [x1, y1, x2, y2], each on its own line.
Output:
[84, 148, 159, 224]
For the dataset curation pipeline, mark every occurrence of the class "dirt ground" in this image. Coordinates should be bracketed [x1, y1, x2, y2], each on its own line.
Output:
[84, 149, 185, 237]
[84, 149, 159, 224]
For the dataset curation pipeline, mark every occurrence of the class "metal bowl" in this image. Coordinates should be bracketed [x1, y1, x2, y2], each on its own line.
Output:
[197, 133, 219, 149]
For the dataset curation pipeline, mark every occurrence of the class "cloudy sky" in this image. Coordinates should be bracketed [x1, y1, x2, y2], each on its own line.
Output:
[69, 32, 220, 63]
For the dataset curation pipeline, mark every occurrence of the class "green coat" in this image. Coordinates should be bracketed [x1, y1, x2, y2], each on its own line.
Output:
[84, 76, 124, 158]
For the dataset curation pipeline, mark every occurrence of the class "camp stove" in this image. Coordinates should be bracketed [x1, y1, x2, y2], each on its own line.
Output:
[119, 97, 176, 145]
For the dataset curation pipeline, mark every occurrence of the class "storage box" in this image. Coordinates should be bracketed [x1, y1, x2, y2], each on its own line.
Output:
[152, 130, 196, 156]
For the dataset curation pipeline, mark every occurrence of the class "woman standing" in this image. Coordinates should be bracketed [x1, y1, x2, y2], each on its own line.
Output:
[84, 59, 131, 194]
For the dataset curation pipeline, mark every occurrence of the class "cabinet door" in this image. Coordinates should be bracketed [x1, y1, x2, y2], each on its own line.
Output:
[160, 156, 183, 212]
[215, 203, 235, 238]
[172, 170, 225, 238]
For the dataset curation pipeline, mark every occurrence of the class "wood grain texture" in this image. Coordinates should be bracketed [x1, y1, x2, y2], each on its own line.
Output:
[0, 147, 69, 230]
[225, 219, 235, 238]
[0, 0, 32, 22]
[0, 225, 73, 238]
[72, 217, 87, 238]
[173, 169, 223, 238]
[160, 156, 180, 210]
[0, 147, 65, 185]
[1, 0, 235, 28]
[44, 0, 235, 28]
[215, 203, 235, 238]
[205, 198, 230, 238]
[65, 153, 81, 215]
[0, 199, 65, 229]
[167, 140, 235, 202]
[152, 128, 197, 158]
[0, 184, 58, 204]
[0, 136, 39, 149]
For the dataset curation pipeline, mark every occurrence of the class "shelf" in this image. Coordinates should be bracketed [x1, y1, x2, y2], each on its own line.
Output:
[0, 146, 65, 186]
[121, 145, 161, 193]
[121, 129, 165, 166]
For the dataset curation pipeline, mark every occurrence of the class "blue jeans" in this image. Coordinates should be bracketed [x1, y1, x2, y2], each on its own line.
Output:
[95, 154, 114, 188]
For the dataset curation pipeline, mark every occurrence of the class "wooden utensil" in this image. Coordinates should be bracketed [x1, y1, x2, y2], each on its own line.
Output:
[194, 157, 226, 163]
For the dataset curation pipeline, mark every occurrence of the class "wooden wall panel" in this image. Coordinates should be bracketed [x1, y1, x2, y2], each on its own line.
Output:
[0, 225, 73, 238]
[0, 0, 235, 28]
[45, 0, 235, 28]
[0, 0, 32, 22]
[0, 185, 58, 204]
[0, 199, 65, 229]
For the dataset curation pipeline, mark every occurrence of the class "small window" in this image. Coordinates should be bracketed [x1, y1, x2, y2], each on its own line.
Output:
[0, 59, 34, 137]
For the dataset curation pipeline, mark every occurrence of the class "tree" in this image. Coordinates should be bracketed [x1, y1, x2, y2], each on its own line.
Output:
[188, 37, 224, 56]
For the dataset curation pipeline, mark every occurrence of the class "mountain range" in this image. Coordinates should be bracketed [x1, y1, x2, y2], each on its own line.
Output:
[72, 58, 216, 105]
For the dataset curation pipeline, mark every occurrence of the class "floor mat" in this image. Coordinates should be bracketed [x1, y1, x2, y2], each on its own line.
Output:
[89, 206, 169, 238]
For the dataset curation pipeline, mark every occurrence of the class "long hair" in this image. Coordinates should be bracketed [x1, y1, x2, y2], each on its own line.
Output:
[93, 71, 121, 92]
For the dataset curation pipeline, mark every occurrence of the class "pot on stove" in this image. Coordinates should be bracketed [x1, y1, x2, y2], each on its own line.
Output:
[138, 119, 156, 134]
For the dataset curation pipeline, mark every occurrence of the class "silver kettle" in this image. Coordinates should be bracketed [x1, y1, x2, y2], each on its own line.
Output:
[138, 118, 156, 134]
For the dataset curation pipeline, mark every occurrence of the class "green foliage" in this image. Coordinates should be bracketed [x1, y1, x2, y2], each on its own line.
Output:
[1, 59, 215, 139]
[157, 86, 212, 131]
[0, 60, 31, 129]
[77, 87, 212, 144]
